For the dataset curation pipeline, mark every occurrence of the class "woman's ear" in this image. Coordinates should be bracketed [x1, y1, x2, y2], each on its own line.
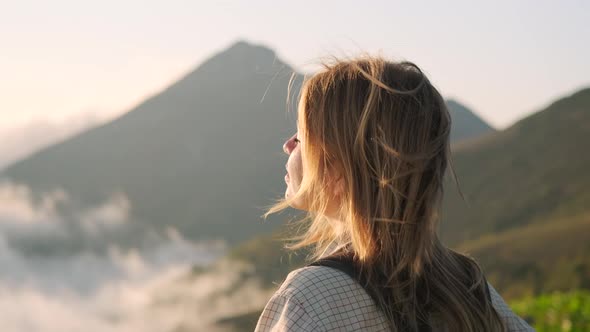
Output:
[333, 174, 345, 198]
[325, 162, 345, 198]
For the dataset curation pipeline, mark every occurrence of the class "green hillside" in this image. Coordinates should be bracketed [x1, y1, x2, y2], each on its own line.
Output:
[511, 290, 590, 332]
[443, 86, 590, 300]
[460, 213, 590, 299]
[441, 87, 590, 246]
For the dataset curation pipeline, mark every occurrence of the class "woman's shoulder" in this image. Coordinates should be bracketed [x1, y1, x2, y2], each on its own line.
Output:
[273, 265, 377, 313]
[486, 282, 536, 331]
[275, 265, 360, 299]
[257, 265, 390, 331]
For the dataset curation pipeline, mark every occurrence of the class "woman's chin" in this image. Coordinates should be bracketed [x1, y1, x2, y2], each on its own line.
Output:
[284, 189, 297, 206]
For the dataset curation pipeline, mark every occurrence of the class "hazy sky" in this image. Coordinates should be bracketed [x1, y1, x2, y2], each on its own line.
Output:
[1, 0, 589, 132]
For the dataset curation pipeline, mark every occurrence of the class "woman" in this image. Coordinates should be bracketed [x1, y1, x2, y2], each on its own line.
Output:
[255, 56, 534, 331]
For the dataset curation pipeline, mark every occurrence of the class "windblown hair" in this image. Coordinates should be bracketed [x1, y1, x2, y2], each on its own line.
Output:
[263, 55, 506, 331]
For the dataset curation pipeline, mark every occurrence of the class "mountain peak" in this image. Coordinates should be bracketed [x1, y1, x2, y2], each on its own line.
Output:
[445, 98, 495, 143]
[201, 39, 281, 71]
[225, 39, 274, 55]
[159, 39, 289, 98]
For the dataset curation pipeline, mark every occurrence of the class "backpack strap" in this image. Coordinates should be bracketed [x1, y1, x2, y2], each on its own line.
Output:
[307, 254, 432, 332]
[307, 255, 360, 283]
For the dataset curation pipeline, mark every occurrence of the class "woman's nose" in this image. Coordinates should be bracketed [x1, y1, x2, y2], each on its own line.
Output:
[283, 133, 297, 155]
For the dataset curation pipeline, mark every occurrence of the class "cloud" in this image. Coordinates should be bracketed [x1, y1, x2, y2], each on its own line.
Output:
[0, 181, 270, 332]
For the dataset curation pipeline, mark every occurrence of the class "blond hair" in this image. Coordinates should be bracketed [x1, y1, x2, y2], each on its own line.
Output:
[263, 55, 506, 331]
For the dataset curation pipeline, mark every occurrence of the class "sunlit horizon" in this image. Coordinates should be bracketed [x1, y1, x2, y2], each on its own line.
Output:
[1, 0, 589, 166]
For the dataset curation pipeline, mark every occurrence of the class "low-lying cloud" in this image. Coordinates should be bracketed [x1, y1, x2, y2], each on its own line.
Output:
[0, 180, 270, 332]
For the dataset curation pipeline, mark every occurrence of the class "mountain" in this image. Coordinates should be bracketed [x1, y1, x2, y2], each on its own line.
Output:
[446, 99, 495, 142]
[0, 40, 498, 246]
[439, 86, 590, 298]
[1, 40, 304, 245]
[440, 86, 590, 246]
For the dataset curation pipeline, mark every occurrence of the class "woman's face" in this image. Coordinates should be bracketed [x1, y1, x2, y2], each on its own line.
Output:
[283, 122, 305, 209]
[283, 120, 344, 216]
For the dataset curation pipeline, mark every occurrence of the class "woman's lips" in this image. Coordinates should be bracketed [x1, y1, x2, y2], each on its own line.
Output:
[285, 173, 289, 182]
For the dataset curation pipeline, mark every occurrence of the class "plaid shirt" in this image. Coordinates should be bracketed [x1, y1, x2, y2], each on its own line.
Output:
[255, 265, 535, 331]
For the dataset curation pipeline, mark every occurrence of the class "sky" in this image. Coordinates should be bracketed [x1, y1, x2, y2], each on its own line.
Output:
[0, 0, 588, 166]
